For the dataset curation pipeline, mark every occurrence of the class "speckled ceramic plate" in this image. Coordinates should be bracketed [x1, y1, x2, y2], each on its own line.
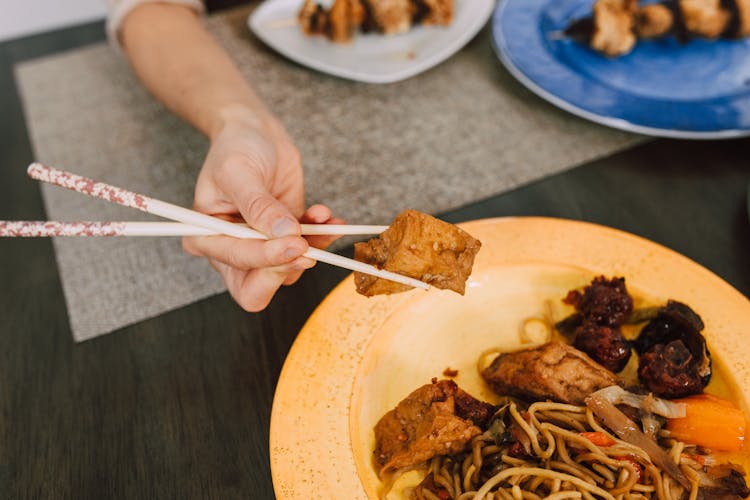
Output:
[249, 0, 494, 84]
[492, 0, 750, 138]
[269, 217, 750, 499]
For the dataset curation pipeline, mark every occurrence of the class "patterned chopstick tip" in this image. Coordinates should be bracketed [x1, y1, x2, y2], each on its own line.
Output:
[27, 163, 149, 210]
[0, 221, 128, 237]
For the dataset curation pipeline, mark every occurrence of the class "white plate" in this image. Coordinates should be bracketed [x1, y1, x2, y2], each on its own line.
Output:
[248, 0, 496, 83]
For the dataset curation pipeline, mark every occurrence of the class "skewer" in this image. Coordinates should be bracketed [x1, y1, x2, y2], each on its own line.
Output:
[561, 0, 750, 57]
[0, 221, 388, 238]
[25, 163, 430, 291]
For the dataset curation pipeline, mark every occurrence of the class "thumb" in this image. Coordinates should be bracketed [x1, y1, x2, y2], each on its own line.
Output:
[241, 190, 302, 238]
[217, 159, 302, 239]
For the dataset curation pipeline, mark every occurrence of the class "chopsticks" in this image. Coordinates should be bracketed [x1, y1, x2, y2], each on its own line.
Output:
[0, 221, 388, 237]
[22, 163, 430, 291]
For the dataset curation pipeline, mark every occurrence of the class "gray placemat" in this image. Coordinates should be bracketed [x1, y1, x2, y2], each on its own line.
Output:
[15, 5, 644, 341]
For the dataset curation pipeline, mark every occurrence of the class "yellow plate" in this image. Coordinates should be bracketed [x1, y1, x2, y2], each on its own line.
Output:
[269, 217, 750, 499]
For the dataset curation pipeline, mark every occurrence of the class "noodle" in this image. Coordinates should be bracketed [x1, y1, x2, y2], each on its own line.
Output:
[390, 401, 702, 500]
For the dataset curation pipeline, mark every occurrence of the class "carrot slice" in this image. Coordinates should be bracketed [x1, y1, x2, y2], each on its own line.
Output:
[665, 394, 746, 452]
[580, 431, 617, 447]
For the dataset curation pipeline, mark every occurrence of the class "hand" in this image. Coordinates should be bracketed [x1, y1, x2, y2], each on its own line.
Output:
[182, 107, 342, 311]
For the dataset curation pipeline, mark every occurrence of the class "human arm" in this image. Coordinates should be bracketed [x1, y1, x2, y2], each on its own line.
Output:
[118, 3, 339, 310]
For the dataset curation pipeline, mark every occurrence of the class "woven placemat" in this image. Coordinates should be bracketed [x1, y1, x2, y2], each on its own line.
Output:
[15, 5, 643, 341]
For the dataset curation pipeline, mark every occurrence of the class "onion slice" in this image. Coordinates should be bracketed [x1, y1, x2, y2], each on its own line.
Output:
[591, 385, 687, 419]
[586, 394, 690, 489]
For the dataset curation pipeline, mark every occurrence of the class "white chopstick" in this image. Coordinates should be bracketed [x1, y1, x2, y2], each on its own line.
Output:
[26, 163, 429, 291]
[0, 221, 387, 238]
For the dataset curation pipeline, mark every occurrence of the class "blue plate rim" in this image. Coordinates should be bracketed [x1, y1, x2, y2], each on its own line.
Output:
[491, 0, 750, 140]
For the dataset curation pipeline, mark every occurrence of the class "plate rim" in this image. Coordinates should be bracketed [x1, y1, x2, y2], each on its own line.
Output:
[269, 216, 750, 498]
[248, 0, 496, 84]
[491, 0, 750, 140]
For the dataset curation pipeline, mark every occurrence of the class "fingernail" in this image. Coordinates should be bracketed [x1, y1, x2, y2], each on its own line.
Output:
[272, 217, 298, 238]
[284, 245, 304, 260]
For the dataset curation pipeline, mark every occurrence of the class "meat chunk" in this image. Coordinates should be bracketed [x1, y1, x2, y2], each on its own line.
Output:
[562, 276, 634, 373]
[638, 340, 709, 398]
[481, 342, 619, 405]
[573, 322, 631, 373]
[591, 0, 637, 57]
[413, 0, 453, 25]
[354, 210, 481, 296]
[635, 300, 711, 399]
[325, 0, 368, 42]
[328, 0, 355, 42]
[563, 276, 633, 327]
[454, 387, 495, 428]
[634, 3, 674, 37]
[634, 300, 705, 354]
[367, 0, 413, 34]
[738, 0, 750, 37]
[298, 0, 329, 35]
[681, 0, 731, 38]
[373, 379, 491, 473]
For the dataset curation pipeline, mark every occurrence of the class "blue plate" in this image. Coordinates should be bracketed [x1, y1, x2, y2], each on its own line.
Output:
[492, 0, 750, 138]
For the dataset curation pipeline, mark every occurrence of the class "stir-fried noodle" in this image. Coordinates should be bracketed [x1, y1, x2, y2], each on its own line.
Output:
[389, 401, 697, 500]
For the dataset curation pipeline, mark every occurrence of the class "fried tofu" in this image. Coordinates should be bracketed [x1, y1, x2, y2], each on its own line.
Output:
[353, 210, 481, 296]
[481, 342, 619, 405]
[373, 380, 490, 473]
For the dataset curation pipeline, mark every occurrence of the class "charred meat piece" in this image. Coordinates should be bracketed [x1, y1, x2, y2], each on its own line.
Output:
[655, 0, 750, 39]
[481, 341, 619, 405]
[638, 340, 710, 398]
[682, 0, 732, 37]
[298, 0, 329, 35]
[327, 0, 356, 42]
[373, 379, 491, 473]
[563, 276, 633, 372]
[454, 387, 495, 428]
[354, 210, 481, 296]
[299, 0, 453, 42]
[591, 0, 638, 56]
[634, 300, 711, 398]
[412, 0, 453, 25]
[573, 322, 632, 373]
[350, 0, 368, 27]
[635, 3, 675, 37]
[563, 0, 750, 57]
[367, 0, 413, 34]
[634, 300, 705, 354]
[564, 276, 633, 327]
[736, 0, 750, 36]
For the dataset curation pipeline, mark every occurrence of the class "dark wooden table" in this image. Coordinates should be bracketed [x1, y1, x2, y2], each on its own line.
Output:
[1, 17, 749, 500]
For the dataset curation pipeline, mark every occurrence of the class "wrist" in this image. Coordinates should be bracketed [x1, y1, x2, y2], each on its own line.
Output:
[209, 102, 272, 140]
